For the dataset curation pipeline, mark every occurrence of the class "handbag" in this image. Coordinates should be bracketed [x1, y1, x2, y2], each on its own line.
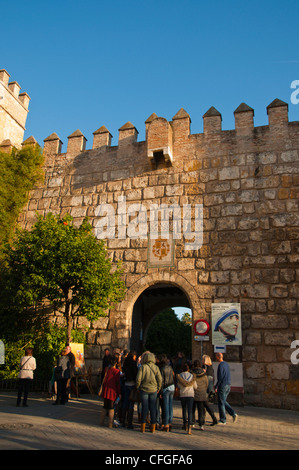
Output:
[129, 387, 140, 402]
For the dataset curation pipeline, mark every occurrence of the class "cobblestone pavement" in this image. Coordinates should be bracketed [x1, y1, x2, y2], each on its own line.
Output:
[0, 392, 298, 452]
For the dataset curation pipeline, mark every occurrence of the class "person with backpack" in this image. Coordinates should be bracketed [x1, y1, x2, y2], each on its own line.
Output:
[136, 351, 162, 433]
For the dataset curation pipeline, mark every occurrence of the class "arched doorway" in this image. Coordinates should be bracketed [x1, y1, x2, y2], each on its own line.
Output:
[110, 272, 204, 357]
[130, 284, 190, 354]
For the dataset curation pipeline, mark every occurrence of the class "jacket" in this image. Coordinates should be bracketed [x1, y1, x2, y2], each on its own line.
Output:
[192, 367, 208, 401]
[122, 357, 138, 385]
[18, 356, 36, 380]
[215, 361, 231, 389]
[176, 371, 197, 398]
[136, 352, 162, 393]
[55, 355, 71, 380]
[102, 366, 121, 401]
[160, 364, 175, 389]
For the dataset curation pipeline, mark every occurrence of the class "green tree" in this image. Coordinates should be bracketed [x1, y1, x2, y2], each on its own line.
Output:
[181, 311, 192, 325]
[0, 144, 44, 256]
[145, 308, 191, 358]
[1, 213, 126, 343]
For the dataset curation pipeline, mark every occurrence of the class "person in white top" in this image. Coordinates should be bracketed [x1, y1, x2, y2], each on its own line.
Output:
[176, 363, 197, 435]
[17, 347, 36, 407]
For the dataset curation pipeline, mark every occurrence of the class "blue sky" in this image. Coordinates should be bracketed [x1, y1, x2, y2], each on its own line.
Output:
[1, 0, 299, 149]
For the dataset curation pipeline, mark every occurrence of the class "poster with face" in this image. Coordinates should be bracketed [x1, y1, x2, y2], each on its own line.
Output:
[212, 303, 241, 345]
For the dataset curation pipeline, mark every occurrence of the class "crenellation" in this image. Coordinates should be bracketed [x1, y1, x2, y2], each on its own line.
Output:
[0, 69, 10, 86]
[203, 106, 222, 134]
[67, 129, 87, 155]
[92, 125, 112, 149]
[267, 98, 289, 126]
[118, 121, 138, 146]
[44, 133, 63, 156]
[18, 92, 30, 109]
[234, 103, 254, 135]
[37, 99, 299, 163]
[8, 81, 21, 98]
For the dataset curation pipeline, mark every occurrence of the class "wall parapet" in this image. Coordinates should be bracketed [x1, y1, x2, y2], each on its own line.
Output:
[37, 99, 296, 161]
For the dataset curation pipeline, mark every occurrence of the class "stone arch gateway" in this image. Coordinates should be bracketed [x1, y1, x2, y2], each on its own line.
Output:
[110, 272, 201, 353]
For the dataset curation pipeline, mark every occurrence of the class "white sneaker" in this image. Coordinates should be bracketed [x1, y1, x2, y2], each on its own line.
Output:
[218, 421, 226, 425]
[233, 414, 238, 423]
[199, 426, 204, 431]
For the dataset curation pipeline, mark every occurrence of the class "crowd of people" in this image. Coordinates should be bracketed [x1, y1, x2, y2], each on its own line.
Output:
[16, 346, 238, 435]
[99, 349, 238, 435]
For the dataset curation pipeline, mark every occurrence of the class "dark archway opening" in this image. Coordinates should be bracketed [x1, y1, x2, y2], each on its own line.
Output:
[130, 284, 191, 357]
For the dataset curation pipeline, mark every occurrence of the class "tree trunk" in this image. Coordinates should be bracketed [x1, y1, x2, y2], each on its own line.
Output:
[64, 298, 72, 344]
[66, 315, 72, 345]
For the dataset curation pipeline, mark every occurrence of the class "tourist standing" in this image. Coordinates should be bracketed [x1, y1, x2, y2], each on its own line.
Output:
[99, 356, 121, 428]
[54, 348, 70, 405]
[176, 363, 197, 435]
[201, 354, 215, 396]
[16, 347, 36, 407]
[122, 350, 138, 428]
[192, 360, 218, 429]
[136, 351, 162, 433]
[215, 353, 238, 424]
[159, 354, 175, 431]
[65, 344, 75, 399]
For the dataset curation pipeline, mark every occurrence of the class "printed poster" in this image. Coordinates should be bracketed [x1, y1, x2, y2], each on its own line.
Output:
[212, 303, 242, 345]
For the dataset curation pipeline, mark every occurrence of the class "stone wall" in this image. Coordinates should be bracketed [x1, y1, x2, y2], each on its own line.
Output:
[20, 99, 299, 409]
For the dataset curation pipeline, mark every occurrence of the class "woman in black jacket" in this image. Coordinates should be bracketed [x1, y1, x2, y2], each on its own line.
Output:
[54, 349, 70, 405]
[121, 351, 138, 428]
[159, 354, 175, 431]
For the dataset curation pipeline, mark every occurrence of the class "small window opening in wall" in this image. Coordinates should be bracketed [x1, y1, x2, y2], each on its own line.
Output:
[151, 151, 171, 170]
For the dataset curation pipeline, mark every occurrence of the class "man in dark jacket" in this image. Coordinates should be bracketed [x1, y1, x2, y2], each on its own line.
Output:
[215, 353, 238, 424]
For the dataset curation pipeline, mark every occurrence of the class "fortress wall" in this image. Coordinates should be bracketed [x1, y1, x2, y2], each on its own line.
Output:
[20, 100, 299, 409]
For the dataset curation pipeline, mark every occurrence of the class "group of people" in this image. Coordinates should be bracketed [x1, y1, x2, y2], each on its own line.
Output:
[16, 345, 238, 434]
[99, 349, 238, 434]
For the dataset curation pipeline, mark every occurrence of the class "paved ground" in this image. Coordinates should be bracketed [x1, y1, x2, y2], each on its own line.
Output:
[0, 391, 298, 453]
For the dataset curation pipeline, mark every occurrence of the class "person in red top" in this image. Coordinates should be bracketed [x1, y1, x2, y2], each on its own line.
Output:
[99, 356, 121, 428]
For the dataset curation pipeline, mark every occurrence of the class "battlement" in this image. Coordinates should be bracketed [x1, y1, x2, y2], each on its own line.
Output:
[42, 98, 296, 163]
[0, 68, 30, 149]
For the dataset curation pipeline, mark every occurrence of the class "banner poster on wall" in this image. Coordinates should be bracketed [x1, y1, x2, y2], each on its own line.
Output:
[70, 343, 85, 373]
[212, 303, 242, 346]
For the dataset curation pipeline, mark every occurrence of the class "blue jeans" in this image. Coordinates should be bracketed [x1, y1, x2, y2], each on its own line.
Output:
[140, 390, 157, 424]
[180, 397, 194, 426]
[217, 384, 236, 423]
[162, 385, 174, 425]
[122, 384, 135, 411]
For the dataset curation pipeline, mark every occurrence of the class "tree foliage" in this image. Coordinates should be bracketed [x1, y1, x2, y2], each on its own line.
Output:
[0, 213, 126, 343]
[145, 308, 191, 358]
[0, 145, 44, 256]
[0, 324, 86, 381]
